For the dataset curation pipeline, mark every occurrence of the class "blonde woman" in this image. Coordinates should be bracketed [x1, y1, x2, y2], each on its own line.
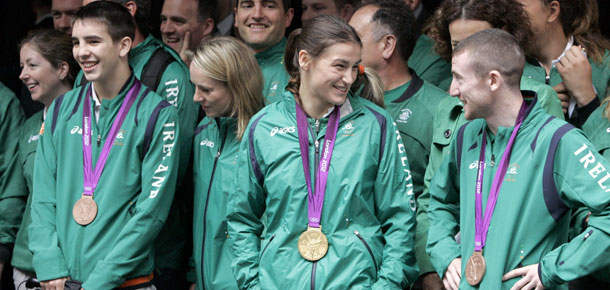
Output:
[189, 36, 264, 290]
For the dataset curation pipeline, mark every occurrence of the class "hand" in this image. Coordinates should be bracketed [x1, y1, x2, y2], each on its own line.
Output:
[503, 264, 545, 290]
[421, 272, 445, 290]
[443, 258, 461, 290]
[41, 277, 68, 290]
[556, 45, 596, 107]
[189, 283, 196, 290]
[552, 82, 570, 114]
[179, 31, 193, 66]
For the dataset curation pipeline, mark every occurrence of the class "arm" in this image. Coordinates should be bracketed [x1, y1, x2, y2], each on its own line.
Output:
[371, 120, 418, 289]
[82, 106, 180, 290]
[226, 121, 266, 290]
[29, 102, 70, 281]
[539, 131, 610, 287]
[426, 134, 462, 280]
[157, 63, 198, 183]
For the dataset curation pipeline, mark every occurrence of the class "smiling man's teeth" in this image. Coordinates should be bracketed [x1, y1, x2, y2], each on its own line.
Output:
[249, 24, 266, 29]
[83, 62, 97, 68]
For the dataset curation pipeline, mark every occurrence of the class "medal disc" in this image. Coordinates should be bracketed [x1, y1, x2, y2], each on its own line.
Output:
[465, 251, 486, 286]
[298, 227, 328, 261]
[73, 195, 98, 225]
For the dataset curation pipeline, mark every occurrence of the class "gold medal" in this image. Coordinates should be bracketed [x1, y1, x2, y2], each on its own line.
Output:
[72, 195, 98, 225]
[465, 250, 486, 286]
[298, 226, 328, 261]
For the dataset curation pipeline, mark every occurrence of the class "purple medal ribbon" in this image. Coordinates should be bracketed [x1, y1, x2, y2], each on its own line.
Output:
[82, 80, 141, 196]
[296, 103, 340, 228]
[474, 101, 528, 252]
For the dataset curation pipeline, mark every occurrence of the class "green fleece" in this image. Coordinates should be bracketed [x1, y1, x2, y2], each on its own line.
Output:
[29, 76, 179, 290]
[191, 117, 240, 290]
[76, 35, 197, 271]
[408, 35, 452, 91]
[0, 84, 24, 263]
[428, 96, 610, 289]
[227, 92, 418, 290]
[255, 38, 290, 104]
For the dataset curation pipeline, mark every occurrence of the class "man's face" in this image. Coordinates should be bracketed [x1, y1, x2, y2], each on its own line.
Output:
[301, 0, 338, 22]
[349, 6, 383, 71]
[235, 0, 294, 53]
[72, 20, 125, 84]
[449, 52, 492, 121]
[161, 0, 212, 52]
[51, 0, 83, 34]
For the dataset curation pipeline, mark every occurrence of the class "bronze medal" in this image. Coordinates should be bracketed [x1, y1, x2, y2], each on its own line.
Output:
[298, 226, 328, 261]
[465, 250, 486, 286]
[72, 195, 98, 225]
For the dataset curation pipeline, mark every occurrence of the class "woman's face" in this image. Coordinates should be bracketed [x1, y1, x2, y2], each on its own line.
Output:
[449, 18, 494, 50]
[301, 42, 361, 107]
[19, 43, 67, 106]
[190, 62, 234, 118]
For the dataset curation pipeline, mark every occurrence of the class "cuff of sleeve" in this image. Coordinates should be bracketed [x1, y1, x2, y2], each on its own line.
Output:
[186, 268, 196, 284]
[539, 256, 562, 288]
[569, 96, 599, 127]
[32, 248, 69, 281]
[0, 243, 13, 263]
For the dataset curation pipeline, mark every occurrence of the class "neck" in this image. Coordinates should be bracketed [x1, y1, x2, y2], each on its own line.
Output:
[379, 60, 411, 91]
[536, 26, 568, 72]
[132, 28, 146, 48]
[43, 82, 72, 107]
[93, 64, 131, 100]
[298, 87, 334, 120]
[485, 89, 524, 135]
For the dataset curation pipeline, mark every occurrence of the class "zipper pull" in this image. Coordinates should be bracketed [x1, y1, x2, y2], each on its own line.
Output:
[545, 74, 550, 85]
[490, 154, 495, 167]
[315, 119, 320, 133]
[97, 134, 101, 146]
[315, 140, 320, 154]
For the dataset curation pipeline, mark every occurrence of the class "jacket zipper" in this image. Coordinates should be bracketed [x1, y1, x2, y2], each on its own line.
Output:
[200, 120, 227, 287]
[354, 231, 378, 271]
[260, 234, 276, 257]
[310, 119, 321, 290]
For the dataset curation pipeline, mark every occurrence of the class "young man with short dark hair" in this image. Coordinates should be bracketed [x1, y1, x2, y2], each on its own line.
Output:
[29, 2, 179, 289]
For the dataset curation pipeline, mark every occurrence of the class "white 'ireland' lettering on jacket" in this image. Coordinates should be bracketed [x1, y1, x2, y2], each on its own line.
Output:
[150, 121, 176, 198]
[574, 143, 610, 192]
[394, 121, 416, 211]
[164, 79, 179, 107]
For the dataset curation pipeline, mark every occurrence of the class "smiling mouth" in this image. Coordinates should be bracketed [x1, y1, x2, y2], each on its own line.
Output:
[248, 24, 268, 29]
[26, 82, 38, 90]
[81, 61, 99, 72]
[334, 85, 348, 93]
[165, 37, 180, 44]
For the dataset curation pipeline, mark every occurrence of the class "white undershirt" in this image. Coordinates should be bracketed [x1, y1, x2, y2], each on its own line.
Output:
[90, 83, 102, 122]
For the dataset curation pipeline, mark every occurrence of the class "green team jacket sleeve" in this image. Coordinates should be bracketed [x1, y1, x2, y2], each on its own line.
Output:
[371, 120, 419, 289]
[539, 130, 610, 287]
[29, 100, 69, 280]
[226, 117, 265, 290]
[0, 91, 25, 262]
[82, 106, 180, 290]
[426, 124, 464, 279]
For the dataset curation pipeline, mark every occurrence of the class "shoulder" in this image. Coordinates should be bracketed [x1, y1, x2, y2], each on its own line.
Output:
[194, 117, 216, 138]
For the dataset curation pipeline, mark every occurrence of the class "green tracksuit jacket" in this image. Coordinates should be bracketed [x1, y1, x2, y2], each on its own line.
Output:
[384, 72, 449, 204]
[76, 35, 198, 271]
[227, 92, 418, 290]
[29, 76, 180, 290]
[191, 117, 240, 290]
[0, 84, 24, 263]
[427, 96, 610, 289]
[0, 111, 43, 272]
[408, 35, 452, 91]
[522, 50, 610, 102]
[255, 38, 290, 104]
[414, 78, 564, 276]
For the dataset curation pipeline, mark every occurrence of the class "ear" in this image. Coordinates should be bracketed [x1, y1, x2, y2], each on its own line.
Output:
[124, 1, 137, 17]
[203, 18, 215, 36]
[298, 49, 311, 71]
[380, 34, 397, 60]
[547, 0, 560, 23]
[488, 70, 502, 91]
[340, 4, 355, 21]
[119, 36, 133, 58]
[284, 8, 295, 28]
[57, 61, 70, 81]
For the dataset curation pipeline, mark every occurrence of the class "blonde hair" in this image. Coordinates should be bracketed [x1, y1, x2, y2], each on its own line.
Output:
[191, 37, 265, 140]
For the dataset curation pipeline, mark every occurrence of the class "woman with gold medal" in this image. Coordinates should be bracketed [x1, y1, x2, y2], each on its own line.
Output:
[227, 15, 418, 289]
